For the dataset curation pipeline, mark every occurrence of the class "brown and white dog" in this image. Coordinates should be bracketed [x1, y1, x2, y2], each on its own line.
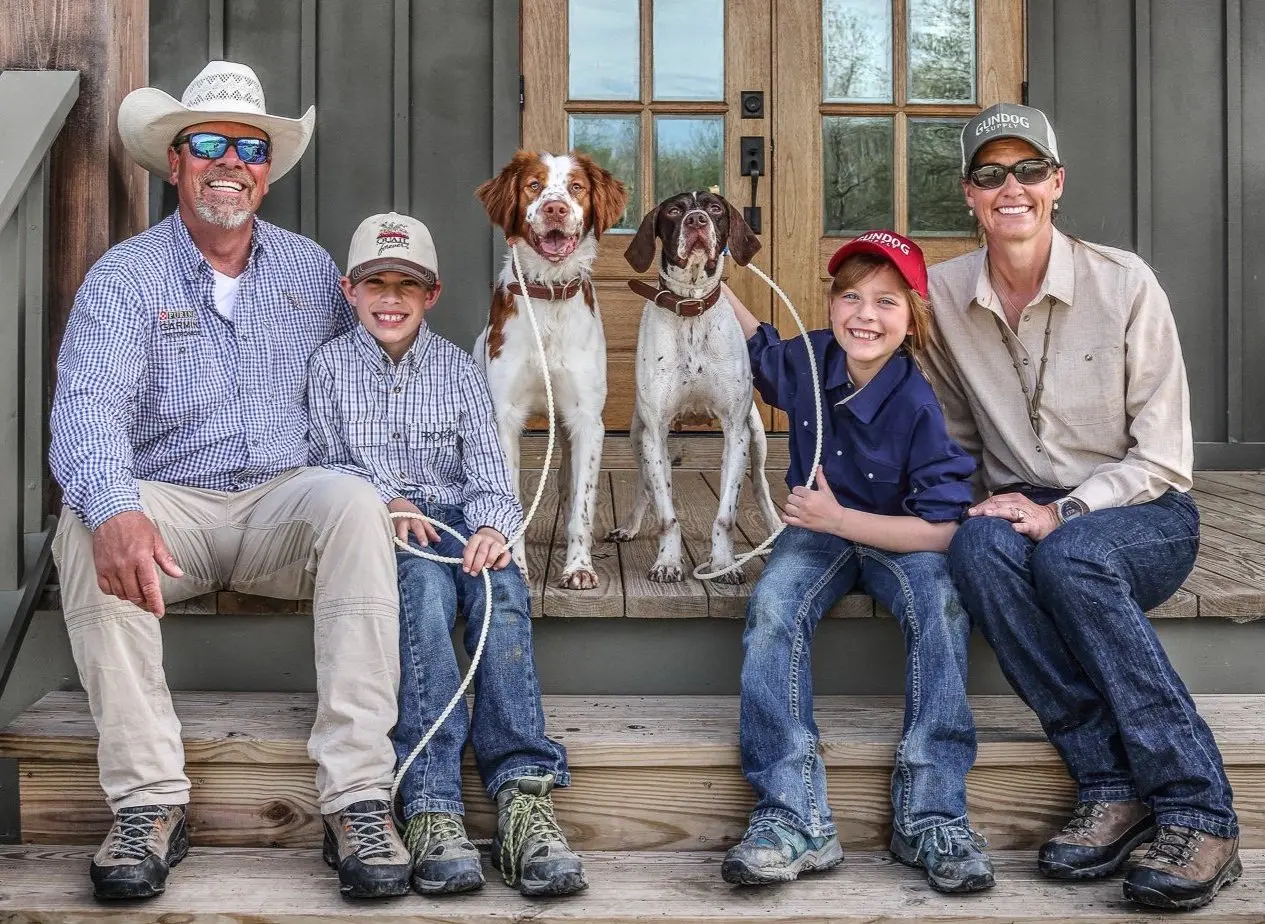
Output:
[474, 151, 627, 589]
[608, 191, 780, 583]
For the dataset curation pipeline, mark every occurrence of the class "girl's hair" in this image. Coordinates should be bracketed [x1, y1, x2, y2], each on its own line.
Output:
[828, 252, 934, 354]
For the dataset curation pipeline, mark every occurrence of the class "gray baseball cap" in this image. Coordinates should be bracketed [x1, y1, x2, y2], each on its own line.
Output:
[960, 103, 1060, 175]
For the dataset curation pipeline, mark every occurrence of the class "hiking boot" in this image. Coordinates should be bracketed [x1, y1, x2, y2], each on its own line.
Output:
[1038, 799, 1156, 880]
[321, 800, 410, 898]
[90, 804, 189, 900]
[405, 812, 485, 895]
[491, 775, 587, 896]
[721, 818, 844, 886]
[890, 824, 995, 893]
[1123, 826, 1242, 911]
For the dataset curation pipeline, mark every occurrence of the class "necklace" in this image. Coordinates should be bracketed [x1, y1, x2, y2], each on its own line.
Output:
[989, 270, 1054, 436]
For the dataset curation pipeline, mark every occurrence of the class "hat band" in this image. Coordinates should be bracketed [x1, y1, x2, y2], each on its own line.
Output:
[349, 257, 437, 287]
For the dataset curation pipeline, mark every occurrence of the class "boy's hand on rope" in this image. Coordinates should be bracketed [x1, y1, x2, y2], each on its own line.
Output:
[388, 497, 441, 547]
[464, 527, 511, 574]
[781, 467, 846, 535]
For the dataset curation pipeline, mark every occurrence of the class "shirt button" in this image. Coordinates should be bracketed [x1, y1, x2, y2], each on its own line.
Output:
[1023, 314, 1030, 323]
[1022, 358, 1029, 365]
[393, 386, 403, 393]
[1036, 446, 1044, 453]
[399, 471, 407, 479]
[393, 432, 401, 440]
[1084, 353, 1093, 361]
[867, 472, 874, 479]
[803, 420, 809, 427]
[835, 450, 842, 456]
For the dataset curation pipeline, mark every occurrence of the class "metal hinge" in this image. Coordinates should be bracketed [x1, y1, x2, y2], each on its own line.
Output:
[519, 74, 525, 110]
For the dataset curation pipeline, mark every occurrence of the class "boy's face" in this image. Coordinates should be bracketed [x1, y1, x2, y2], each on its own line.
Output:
[828, 263, 914, 374]
[341, 270, 441, 361]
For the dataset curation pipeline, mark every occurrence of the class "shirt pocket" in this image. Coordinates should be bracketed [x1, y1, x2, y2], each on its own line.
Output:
[1047, 345, 1126, 425]
[853, 448, 905, 513]
[408, 418, 461, 485]
[344, 419, 398, 480]
[148, 334, 225, 423]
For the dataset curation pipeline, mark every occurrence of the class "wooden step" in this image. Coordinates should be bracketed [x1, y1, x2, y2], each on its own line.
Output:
[4, 692, 1263, 853]
[2, 846, 1263, 922]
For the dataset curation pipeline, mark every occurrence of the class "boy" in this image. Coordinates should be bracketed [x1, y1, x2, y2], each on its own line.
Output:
[307, 212, 585, 897]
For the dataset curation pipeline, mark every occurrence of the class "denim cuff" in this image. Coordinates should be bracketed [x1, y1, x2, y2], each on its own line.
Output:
[402, 796, 466, 819]
[1154, 810, 1239, 840]
[486, 766, 572, 800]
[748, 807, 837, 840]
[892, 813, 970, 839]
[1077, 784, 1139, 803]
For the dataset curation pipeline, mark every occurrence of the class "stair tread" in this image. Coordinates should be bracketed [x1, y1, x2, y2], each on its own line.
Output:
[5, 690, 1265, 768]
[2, 846, 1262, 921]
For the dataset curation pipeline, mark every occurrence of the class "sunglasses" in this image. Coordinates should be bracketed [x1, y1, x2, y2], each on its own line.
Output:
[173, 132, 271, 165]
[967, 158, 1058, 189]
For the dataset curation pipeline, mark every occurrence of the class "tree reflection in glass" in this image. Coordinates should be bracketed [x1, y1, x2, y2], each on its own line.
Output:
[654, 117, 724, 202]
[908, 118, 974, 234]
[908, 0, 976, 102]
[824, 117, 894, 233]
[823, 0, 892, 103]
[570, 115, 641, 230]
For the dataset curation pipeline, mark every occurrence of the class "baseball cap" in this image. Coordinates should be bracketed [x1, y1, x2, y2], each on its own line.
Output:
[960, 103, 1060, 175]
[346, 212, 439, 286]
[826, 230, 928, 299]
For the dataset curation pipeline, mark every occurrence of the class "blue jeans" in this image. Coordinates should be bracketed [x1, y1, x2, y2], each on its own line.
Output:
[392, 503, 568, 820]
[949, 489, 1237, 839]
[739, 525, 976, 839]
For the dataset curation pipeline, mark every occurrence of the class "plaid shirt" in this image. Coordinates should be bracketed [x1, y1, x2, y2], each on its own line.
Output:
[50, 211, 353, 531]
[307, 324, 523, 540]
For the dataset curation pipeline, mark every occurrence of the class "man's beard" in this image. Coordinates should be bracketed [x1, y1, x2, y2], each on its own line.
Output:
[195, 198, 253, 229]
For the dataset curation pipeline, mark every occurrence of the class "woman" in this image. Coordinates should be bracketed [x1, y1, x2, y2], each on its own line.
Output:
[923, 102, 1239, 912]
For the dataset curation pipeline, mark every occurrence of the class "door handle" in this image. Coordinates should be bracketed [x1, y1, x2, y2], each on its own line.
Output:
[740, 136, 765, 234]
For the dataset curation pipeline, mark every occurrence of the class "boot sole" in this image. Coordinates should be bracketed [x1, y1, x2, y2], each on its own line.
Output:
[518, 870, 589, 897]
[721, 840, 845, 886]
[889, 833, 995, 894]
[1038, 823, 1157, 881]
[412, 868, 487, 895]
[1123, 856, 1243, 911]
[91, 816, 190, 900]
[322, 834, 410, 899]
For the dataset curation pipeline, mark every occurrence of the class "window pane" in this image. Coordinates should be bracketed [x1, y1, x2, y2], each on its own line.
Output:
[654, 0, 724, 100]
[823, 0, 892, 103]
[654, 116, 724, 203]
[908, 0, 976, 103]
[570, 115, 640, 230]
[908, 118, 974, 235]
[569, 0, 640, 100]
[824, 117, 893, 233]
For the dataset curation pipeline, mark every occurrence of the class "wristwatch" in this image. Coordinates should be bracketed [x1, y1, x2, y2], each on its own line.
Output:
[1054, 496, 1089, 525]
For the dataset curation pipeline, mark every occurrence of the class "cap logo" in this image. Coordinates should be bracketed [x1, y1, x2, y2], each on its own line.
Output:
[856, 230, 910, 255]
[375, 220, 411, 255]
[976, 112, 1032, 137]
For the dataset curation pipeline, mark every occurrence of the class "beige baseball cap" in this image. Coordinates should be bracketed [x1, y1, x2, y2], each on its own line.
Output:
[346, 212, 439, 286]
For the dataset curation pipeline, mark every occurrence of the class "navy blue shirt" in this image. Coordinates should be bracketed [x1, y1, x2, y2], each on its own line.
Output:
[748, 323, 975, 523]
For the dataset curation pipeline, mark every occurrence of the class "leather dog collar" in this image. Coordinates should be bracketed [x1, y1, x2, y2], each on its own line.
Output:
[507, 276, 589, 301]
[627, 278, 724, 317]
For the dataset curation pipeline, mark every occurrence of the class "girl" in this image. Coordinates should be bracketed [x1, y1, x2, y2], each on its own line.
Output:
[720, 230, 989, 894]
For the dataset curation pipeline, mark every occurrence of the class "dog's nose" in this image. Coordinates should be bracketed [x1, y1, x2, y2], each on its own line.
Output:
[685, 211, 709, 229]
[540, 200, 569, 221]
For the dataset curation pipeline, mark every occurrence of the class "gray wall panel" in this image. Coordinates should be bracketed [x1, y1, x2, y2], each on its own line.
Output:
[1241, 2, 1265, 441]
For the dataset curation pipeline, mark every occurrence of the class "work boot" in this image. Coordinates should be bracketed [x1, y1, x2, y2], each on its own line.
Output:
[90, 804, 189, 900]
[721, 817, 844, 886]
[1123, 826, 1241, 911]
[405, 812, 485, 895]
[891, 823, 995, 893]
[1038, 799, 1156, 879]
[491, 775, 587, 896]
[321, 800, 410, 898]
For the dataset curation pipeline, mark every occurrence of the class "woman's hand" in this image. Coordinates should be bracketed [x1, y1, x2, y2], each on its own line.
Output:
[463, 527, 512, 574]
[967, 492, 1059, 541]
[781, 467, 847, 536]
[388, 497, 441, 546]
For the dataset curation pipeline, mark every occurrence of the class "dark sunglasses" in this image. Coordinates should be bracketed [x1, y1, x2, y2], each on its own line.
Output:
[173, 132, 271, 165]
[967, 158, 1058, 189]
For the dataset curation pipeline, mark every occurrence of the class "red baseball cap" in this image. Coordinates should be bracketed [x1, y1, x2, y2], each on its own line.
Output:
[826, 230, 928, 299]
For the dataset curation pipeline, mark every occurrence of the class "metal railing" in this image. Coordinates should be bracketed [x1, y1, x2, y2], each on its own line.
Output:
[0, 70, 79, 694]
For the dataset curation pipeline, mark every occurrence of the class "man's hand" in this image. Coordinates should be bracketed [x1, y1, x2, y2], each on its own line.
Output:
[781, 467, 847, 536]
[463, 527, 511, 574]
[92, 511, 184, 617]
[388, 497, 441, 547]
[967, 491, 1060, 541]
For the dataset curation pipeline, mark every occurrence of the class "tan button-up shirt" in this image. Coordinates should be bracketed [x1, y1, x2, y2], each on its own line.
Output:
[923, 229, 1193, 510]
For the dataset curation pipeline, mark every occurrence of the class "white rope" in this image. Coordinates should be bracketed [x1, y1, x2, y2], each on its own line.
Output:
[389, 242, 558, 818]
[691, 261, 823, 581]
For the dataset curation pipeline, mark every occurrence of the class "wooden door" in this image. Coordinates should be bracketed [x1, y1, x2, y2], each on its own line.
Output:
[521, 0, 1023, 431]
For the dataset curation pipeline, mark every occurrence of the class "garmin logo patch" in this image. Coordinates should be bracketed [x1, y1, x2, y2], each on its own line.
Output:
[856, 231, 910, 255]
[976, 112, 1032, 136]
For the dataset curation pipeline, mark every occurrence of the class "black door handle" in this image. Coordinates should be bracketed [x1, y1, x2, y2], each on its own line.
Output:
[740, 136, 765, 233]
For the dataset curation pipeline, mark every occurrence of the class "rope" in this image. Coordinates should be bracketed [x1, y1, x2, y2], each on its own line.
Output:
[691, 260, 823, 580]
[389, 242, 557, 818]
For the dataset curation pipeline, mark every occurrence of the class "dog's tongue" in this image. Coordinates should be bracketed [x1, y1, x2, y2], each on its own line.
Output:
[539, 230, 578, 259]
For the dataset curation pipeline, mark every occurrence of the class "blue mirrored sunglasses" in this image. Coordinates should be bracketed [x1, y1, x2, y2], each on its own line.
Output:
[173, 132, 271, 165]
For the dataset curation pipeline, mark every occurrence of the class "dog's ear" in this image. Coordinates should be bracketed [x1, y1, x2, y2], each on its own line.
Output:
[577, 153, 629, 239]
[476, 151, 534, 236]
[725, 201, 762, 266]
[624, 206, 661, 273]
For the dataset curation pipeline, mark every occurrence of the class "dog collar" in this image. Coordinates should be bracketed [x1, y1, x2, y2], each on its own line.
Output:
[628, 278, 724, 318]
[507, 276, 589, 301]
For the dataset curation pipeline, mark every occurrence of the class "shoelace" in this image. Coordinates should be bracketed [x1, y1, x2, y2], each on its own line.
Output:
[1061, 801, 1108, 840]
[499, 792, 564, 886]
[406, 813, 466, 858]
[342, 809, 398, 861]
[1145, 826, 1202, 868]
[107, 807, 167, 860]
[928, 824, 988, 858]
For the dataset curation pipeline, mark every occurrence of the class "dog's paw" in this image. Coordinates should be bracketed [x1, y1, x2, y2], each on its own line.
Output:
[606, 526, 637, 543]
[707, 565, 745, 585]
[647, 563, 684, 583]
[558, 568, 599, 590]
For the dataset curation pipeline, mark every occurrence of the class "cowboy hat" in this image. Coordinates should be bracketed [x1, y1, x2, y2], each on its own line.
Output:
[117, 60, 315, 181]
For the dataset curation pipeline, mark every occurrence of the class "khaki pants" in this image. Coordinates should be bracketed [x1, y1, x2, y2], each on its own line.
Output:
[53, 468, 401, 815]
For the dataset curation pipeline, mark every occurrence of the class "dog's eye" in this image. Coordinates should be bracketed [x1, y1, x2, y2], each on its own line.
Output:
[570, 182, 584, 193]
[708, 203, 723, 212]
[528, 180, 541, 191]
[667, 207, 681, 216]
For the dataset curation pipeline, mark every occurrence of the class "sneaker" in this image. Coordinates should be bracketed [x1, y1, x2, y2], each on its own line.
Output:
[491, 775, 587, 896]
[321, 800, 411, 898]
[1123, 825, 1242, 911]
[721, 818, 844, 886]
[405, 812, 485, 895]
[890, 824, 995, 893]
[1038, 799, 1155, 880]
[90, 804, 189, 900]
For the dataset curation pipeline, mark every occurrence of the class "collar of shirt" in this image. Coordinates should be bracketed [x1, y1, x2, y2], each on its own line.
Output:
[971, 227, 1077, 316]
[169, 210, 267, 282]
[830, 348, 911, 424]
[352, 321, 432, 374]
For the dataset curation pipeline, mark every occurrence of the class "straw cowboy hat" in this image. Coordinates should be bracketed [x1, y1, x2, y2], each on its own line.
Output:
[117, 60, 315, 181]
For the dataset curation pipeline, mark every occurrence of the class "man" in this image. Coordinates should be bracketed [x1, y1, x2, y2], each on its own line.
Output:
[49, 61, 410, 901]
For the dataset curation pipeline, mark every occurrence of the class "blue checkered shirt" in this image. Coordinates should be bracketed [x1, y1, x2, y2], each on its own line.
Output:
[307, 324, 523, 540]
[50, 211, 353, 530]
